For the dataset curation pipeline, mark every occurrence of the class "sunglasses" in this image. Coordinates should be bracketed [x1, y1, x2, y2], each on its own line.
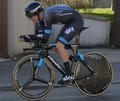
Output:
[26, 12, 35, 18]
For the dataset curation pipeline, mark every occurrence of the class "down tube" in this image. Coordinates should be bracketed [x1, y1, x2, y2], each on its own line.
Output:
[47, 55, 66, 75]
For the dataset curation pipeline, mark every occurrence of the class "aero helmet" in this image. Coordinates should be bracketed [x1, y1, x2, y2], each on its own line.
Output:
[24, 1, 43, 18]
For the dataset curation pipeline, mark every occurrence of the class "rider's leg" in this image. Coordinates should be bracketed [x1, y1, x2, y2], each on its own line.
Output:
[53, 47, 73, 61]
[52, 47, 59, 54]
[55, 41, 72, 76]
[54, 12, 84, 84]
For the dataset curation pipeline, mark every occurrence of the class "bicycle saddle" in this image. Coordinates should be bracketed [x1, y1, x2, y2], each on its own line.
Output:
[80, 26, 90, 31]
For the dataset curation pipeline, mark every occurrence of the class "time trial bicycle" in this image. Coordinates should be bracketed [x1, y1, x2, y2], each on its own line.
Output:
[12, 26, 113, 101]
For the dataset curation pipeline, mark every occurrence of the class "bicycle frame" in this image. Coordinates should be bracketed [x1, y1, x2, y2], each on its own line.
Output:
[34, 43, 95, 81]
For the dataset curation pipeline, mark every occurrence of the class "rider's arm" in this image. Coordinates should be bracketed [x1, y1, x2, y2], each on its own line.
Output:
[19, 34, 50, 42]
[19, 12, 53, 42]
[19, 20, 51, 42]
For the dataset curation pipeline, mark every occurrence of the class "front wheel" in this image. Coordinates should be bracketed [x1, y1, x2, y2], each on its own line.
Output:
[74, 52, 113, 96]
[12, 54, 55, 101]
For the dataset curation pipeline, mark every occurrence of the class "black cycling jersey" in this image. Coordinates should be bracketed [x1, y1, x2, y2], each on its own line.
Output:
[22, 4, 84, 44]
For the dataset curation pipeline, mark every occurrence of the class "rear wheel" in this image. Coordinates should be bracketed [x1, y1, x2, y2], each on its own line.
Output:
[12, 54, 55, 101]
[74, 52, 113, 96]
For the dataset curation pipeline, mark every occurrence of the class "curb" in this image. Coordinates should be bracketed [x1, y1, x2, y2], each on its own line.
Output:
[111, 80, 120, 84]
[0, 58, 12, 63]
[0, 84, 65, 91]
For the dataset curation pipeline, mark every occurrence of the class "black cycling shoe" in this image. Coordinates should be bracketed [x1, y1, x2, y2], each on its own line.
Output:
[58, 75, 74, 84]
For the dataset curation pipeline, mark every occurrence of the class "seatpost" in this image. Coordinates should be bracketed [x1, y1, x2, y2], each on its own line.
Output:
[75, 31, 81, 43]
[69, 31, 82, 56]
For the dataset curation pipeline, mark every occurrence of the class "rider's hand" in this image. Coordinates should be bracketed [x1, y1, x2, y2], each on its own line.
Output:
[18, 37, 25, 42]
[18, 35, 30, 42]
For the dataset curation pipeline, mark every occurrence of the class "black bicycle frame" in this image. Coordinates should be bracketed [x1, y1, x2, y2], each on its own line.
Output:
[36, 43, 95, 80]
[47, 55, 66, 75]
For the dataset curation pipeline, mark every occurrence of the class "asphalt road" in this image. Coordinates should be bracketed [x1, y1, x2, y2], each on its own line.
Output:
[0, 83, 120, 101]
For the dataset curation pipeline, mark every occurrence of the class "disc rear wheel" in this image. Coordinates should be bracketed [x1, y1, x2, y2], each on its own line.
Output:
[74, 52, 113, 96]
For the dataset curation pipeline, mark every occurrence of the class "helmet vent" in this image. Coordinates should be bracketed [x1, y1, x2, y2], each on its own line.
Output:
[30, 5, 41, 13]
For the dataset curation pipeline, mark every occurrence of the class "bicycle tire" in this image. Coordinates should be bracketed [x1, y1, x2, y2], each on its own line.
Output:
[12, 54, 55, 101]
[74, 52, 113, 96]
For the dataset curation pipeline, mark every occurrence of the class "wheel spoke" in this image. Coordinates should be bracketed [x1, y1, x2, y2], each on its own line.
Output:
[19, 78, 33, 91]
[35, 76, 49, 84]
[30, 57, 35, 76]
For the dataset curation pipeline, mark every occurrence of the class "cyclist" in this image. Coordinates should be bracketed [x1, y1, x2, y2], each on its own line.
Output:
[18, 1, 84, 84]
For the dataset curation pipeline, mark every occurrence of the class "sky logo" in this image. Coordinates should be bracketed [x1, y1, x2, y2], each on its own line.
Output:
[65, 27, 74, 34]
